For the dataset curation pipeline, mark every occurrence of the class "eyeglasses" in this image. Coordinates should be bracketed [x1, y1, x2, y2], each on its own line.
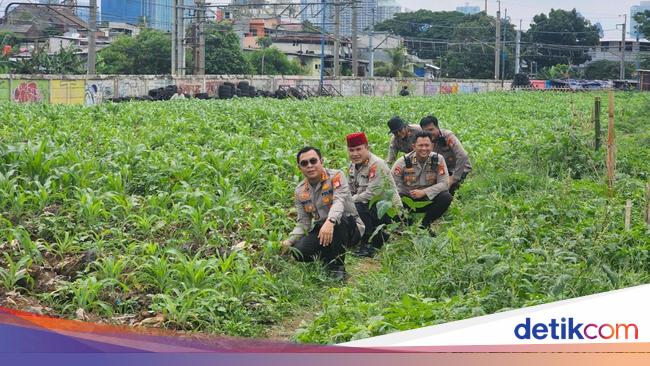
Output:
[299, 157, 319, 167]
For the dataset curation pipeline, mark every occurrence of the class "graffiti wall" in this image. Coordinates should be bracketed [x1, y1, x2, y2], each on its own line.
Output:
[117, 79, 146, 98]
[51, 80, 85, 104]
[0, 76, 509, 104]
[11, 79, 49, 103]
[85, 80, 115, 105]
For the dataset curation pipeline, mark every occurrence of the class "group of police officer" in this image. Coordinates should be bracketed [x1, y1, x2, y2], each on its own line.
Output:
[281, 115, 472, 281]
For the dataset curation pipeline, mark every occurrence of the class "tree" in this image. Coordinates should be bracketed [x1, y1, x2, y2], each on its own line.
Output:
[525, 9, 600, 69]
[633, 10, 650, 37]
[98, 29, 171, 74]
[374, 46, 414, 77]
[205, 24, 252, 74]
[248, 47, 302, 75]
[443, 13, 515, 79]
[537, 64, 576, 79]
[256, 36, 272, 74]
[374, 10, 467, 59]
[11, 46, 84, 74]
[583, 60, 635, 79]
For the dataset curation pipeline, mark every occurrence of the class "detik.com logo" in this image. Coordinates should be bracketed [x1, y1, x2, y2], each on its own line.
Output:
[514, 318, 638, 340]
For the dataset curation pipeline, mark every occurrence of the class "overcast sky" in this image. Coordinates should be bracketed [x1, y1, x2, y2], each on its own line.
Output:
[399, 0, 645, 39]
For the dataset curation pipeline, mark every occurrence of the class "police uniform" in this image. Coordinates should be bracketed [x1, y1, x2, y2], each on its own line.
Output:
[392, 150, 452, 228]
[386, 124, 422, 165]
[433, 129, 472, 195]
[288, 169, 365, 269]
[348, 152, 402, 252]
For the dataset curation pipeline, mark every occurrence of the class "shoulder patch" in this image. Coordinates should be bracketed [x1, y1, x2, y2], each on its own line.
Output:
[438, 162, 445, 176]
[368, 164, 377, 179]
[332, 172, 342, 189]
[393, 166, 402, 175]
[447, 136, 455, 147]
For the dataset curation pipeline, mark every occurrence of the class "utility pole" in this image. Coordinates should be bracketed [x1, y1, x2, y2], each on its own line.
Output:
[484, 0, 487, 13]
[501, 8, 507, 85]
[333, 0, 340, 76]
[636, 32, 641, 90]
[494, 0, 500, 80]
[87, 0, 96, 75]
[369, 6, 375, 77]
[172, 0, 185, 76]
[515, 18, 521, 74]
[319, 0, 326, 89]
[620, 14, 627, 80]
[351, 0, 358, 77]
[194, 0, 206, 75]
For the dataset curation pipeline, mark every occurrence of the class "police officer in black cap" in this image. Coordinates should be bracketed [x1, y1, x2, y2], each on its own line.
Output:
[386, 116, 421, 166]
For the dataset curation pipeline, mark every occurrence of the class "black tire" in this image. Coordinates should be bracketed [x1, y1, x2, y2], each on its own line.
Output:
[248, 86, 256, 97]
[238, 86, 249, 96]
[164, 85, 178, 94]
[223, 82, 235, 88]
[196, 92, 209, 100]
[237, 81, 249, 89]
[236, 89, 243, 97]
[218, 85, 233, 99]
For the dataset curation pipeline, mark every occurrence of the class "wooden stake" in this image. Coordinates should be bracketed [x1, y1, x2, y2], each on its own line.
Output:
[646, 182, 650, 227]
[606, 90, 616, 196]
[624, 200, 632, 231]
[594, 96, 601, 150]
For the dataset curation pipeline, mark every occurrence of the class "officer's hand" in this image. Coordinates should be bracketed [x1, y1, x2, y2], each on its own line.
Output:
[409, 189, 426, 199]
[319, 220, 334, 246]
[280, 240, 293, 255]
[448, 176, 456, 186]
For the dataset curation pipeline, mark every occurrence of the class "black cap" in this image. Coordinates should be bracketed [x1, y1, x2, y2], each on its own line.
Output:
[387, 116, 406, 134]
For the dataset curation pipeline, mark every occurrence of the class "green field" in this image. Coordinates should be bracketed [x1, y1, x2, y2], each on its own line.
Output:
[0, 92, 648, 342]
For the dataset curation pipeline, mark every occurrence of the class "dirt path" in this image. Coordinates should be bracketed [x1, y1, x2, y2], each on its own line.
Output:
[264, 257, 382, 341]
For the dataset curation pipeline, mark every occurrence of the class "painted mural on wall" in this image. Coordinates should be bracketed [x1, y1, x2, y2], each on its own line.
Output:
[361, 81, 374, 95]
[12, 80, 49, 103]
[0, 79, 9, 101]
[85, 80, 115, 105]
[117, 79, 146, 98]
[176, 80, 202, 95]
[51, 80, 85, 104]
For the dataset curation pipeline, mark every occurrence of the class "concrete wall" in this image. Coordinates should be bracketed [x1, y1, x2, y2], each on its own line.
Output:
[0, 74, 512, 105]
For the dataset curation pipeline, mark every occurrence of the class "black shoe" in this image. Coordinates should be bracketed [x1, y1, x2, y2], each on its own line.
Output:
[427, 228, 437, 237]
[352, 244, 375, 258]
[327, 265, 348, 281]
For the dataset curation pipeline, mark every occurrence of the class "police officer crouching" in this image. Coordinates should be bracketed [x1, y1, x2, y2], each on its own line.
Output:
[282, 146, 365, 280]
[420, 115, 472, 195]
[346, 132, 402, 257]
[392, 132, 453, 235]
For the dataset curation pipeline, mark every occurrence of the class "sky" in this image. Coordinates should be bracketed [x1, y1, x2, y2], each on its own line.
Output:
[398, 0, 646, 39]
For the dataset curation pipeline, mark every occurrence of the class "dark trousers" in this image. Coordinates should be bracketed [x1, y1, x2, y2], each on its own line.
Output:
[292, 216, 360, 269]
[355, 202, 393, 249]
[401, 191, 452, 227]
[449, 172, 468, 196]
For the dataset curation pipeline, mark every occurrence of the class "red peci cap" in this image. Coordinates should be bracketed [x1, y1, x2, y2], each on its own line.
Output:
[346, 132, 368, 147]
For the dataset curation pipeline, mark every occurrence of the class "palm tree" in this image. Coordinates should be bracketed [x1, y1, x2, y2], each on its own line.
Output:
[256, 36, 273, 74]
[374, 46, 414, 77]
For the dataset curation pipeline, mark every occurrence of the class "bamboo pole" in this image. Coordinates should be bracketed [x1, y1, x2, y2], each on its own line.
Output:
[606, 90, 616, 196]
[594, 96, 601, 150]
[646, 182, 650, 227]
[624, 200, 632, 231]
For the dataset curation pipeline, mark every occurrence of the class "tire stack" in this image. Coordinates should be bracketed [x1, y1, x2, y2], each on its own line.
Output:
[218, 82, 235, 99]
[237, 81, 250, 96]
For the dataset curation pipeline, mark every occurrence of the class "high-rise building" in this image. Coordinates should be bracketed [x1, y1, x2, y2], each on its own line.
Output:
[455, 5, 480, 15]
[376, 0, 400, 25]
[631, 1, 650, 38]
[102, 0, 188, 32]
[300, 0, 400, 36]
